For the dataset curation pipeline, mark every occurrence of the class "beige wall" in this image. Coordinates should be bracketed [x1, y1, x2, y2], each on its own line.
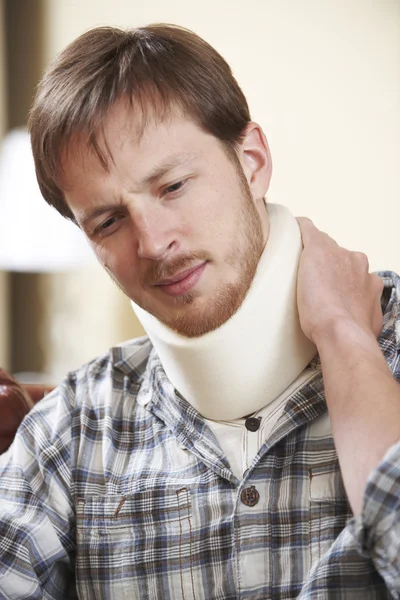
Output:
[0, 0, 9, 368]
[0, 0, 5, 138]
[37, 0, 400, 377]
[40, 267, 145, 381]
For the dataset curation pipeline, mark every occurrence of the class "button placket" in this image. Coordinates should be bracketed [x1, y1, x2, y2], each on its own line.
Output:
[240, 485, 260, 507]
[244, 416, 262, 475]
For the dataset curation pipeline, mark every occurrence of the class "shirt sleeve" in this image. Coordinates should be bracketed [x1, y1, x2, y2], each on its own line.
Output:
[348, 440, 400, 597]
[0, 379, 77, 599]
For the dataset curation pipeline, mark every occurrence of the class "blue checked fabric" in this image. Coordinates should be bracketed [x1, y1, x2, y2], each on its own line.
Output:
[1, 272, 400, 599]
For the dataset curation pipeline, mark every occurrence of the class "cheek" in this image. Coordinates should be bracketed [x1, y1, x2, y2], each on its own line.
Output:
[91, 239, 134, 281]
[200, 188, 238, 239]
[89, 242, 110, 271]
[191, 185, 226, 226]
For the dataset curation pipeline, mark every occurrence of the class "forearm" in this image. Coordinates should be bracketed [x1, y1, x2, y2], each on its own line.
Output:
[316, 319, 400, 515]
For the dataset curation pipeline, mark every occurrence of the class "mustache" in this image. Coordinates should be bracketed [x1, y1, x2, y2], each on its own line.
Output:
[144, 251, 210, 285]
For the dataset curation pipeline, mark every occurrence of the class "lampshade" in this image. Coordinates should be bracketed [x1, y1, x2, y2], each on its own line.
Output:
[0, 129, 93, 272]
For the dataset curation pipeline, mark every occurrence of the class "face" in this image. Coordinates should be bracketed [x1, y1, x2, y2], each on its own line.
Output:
[62, 102, 271, 337]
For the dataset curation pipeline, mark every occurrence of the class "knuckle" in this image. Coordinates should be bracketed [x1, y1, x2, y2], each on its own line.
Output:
[353, 251, 369, 268]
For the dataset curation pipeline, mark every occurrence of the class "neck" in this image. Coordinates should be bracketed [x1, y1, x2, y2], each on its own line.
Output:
[132, 203, 316, 420]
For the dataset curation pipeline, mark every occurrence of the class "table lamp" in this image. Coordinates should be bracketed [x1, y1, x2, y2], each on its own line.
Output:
[0, 129, 94, 381]
[0, 128, 92, 271]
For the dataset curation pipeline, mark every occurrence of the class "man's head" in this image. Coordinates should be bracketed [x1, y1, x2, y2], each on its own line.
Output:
[29, 25, 272, 336]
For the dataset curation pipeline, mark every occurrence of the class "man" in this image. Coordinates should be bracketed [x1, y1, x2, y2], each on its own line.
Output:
[1, 24, 399, 599]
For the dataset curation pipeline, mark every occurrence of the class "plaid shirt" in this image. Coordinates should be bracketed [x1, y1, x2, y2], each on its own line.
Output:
[1, 272, 400, 600]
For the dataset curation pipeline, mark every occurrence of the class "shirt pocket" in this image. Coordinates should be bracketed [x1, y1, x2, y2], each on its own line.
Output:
[76, 487, 197, 600]
[309, 469, 353, 569]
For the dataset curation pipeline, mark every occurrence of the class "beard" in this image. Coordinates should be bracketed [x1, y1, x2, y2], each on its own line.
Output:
[138, 171, 265, 338]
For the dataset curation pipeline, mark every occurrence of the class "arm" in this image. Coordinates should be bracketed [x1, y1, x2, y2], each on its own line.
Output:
[296, 218, 400, 516]
[0, 380, 76, 599]
[312, 318, 400, 517]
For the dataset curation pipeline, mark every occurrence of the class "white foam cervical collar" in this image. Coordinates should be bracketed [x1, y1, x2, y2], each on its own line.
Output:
[132, 203, 316, 420]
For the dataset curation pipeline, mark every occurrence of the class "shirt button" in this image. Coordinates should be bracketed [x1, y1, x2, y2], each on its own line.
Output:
[240, 485, 260, 507]
[245, 416, 261, 432]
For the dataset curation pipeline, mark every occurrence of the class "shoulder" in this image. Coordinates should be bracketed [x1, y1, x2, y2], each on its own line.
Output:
[18, 336, 154, 446]
[64, 335, 154, 411]
[73, 335, 153, 391]
[0, 337, 154, 499]
[377, 271, 400, 325]
[376, 271, 400, 376]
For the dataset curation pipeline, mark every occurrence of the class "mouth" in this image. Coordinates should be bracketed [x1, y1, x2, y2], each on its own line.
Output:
[155, 262, 207, 296]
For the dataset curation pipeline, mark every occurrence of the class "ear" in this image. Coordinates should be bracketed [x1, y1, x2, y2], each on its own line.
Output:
[238, 122, 272, 202]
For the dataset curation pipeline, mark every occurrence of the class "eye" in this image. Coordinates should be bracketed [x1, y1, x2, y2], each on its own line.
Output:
[94, 214, 124, 237]
[162, 180, 186, 197]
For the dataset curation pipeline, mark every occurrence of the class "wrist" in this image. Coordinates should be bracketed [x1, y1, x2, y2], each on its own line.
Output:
[312, 317, 379, 358]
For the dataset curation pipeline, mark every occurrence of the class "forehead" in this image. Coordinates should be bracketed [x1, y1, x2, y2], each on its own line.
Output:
[60, 100, 218, 188]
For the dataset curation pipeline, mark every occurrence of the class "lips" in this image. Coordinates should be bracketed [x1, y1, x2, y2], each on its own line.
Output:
[156, 263, 205, 286]
[155, 262, 206, 296]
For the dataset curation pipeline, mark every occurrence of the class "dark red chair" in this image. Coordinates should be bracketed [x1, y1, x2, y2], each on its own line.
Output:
[0, 369, 53, 454]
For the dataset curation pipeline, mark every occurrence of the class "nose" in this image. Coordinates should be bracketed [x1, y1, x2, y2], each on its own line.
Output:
[134, 205, 177, 261]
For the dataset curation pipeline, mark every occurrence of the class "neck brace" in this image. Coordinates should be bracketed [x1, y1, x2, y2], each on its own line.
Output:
[131, 203, 316, 420]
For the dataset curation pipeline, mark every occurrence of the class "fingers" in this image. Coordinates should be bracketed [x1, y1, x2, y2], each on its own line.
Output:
[296, 217, 317, 244]
[297, 219, 372, 266]
[296, 216, 384, 342]
[296, 217, 314, 228]
[297, 217, 339, 248]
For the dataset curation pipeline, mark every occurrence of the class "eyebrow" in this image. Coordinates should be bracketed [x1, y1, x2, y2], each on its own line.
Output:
[141, 151, 198, 187]
[78, 204, 122, 231]
[77, 151, 198, 231]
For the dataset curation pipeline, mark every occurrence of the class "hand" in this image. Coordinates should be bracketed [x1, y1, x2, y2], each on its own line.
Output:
[296, 218, 383, 345]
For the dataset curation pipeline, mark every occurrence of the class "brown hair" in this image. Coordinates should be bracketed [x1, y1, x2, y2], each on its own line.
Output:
[29, 24, 251, 221]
